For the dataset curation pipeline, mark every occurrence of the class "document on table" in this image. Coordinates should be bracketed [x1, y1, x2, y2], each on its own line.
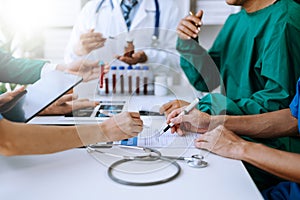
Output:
[116, 117, 199, 148]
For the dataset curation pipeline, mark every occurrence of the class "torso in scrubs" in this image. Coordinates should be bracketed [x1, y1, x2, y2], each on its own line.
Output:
[177, 0, 300, 115]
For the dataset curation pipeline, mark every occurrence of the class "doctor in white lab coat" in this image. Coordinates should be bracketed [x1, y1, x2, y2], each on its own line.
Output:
[64, 0, 188, 75]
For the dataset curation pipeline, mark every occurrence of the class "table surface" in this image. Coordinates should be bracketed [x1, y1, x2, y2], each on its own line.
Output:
[3, 84, 263, 200]
[0, 148, 263, 200]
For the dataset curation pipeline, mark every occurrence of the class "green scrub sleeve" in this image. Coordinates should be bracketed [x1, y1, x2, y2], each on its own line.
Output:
[199, 78, 290, 115]
[0, 50, 46, 84]
[176, 38, 221, 92]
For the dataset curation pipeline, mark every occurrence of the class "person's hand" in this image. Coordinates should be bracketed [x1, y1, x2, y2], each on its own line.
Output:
[177, 10, 203, 40]
[0, 86, 26, 107]
[166, 107, 210, 135]
[159, 99, 190, 116]
[58, 60, 109, 82]
[101, 112, 143, 141]
[74, 29, 107, 56]
[194, 125, 247, 160]
[116, 51, 148, 65]
[39, 93, 98, 115]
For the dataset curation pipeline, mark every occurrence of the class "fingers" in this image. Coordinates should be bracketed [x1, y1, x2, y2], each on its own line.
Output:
[79, 32, 107, 54]
[159, 101, 173, 114]
[177, 10, 203, 40]
[10, 86, 26, 98]
[129, 112, 141, 119]
[117, 56, 138, 65]
[160, 100, 186, 115]
[56, 94, 78, 105]
[72, 99, 98, 111]
[166, 107, 184, 123]
[132, 51, 147, 63]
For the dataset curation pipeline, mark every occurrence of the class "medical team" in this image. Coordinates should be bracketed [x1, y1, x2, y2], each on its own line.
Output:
[0, 0, 300, 199]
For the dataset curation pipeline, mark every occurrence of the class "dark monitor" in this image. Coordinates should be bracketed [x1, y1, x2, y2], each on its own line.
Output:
[2, 70, 82, 122]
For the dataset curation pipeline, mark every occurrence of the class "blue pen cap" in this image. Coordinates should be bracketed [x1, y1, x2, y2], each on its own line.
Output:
[111, 66, 117, 70]
[142, 66, 149, 70]
[119, 66, 125, 70]
[98, 61, 105, 66]
[127, 65, 133, 70]
[134, 66, 141, 70]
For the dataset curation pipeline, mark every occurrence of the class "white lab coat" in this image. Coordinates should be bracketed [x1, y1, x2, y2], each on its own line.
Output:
[64, 0, 188, 75]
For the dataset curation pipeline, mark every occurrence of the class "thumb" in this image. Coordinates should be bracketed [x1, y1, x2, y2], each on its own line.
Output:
[196, 10, 203, 19]
[11, 86, 26, 98]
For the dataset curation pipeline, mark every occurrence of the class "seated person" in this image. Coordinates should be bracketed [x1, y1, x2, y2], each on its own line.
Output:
[166, 78, 300, 198]
[0, 50, 143, 156]
[161, 0, 300, 191]
[0, 48, 110, 114]
[161, 0, 300, 115]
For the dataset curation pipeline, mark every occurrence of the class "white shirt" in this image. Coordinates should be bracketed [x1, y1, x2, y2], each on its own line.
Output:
[64, 0, 188, 75]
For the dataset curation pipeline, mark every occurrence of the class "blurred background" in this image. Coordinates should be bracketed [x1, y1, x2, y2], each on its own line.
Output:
[0, 0, 239, 62]
[0, 0, 239, 92]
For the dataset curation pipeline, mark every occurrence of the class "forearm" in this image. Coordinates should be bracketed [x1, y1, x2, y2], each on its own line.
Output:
[241, 142, 300, 183]
[176, 38, 220, 92]
[0, 119, 106, 156]
[210, 109, 298, 138]
[0, 50, 45, 84]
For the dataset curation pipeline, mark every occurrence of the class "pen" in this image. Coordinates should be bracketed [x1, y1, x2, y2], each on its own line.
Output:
[159, 98, 200, 136]
[189, 11, 201, 31]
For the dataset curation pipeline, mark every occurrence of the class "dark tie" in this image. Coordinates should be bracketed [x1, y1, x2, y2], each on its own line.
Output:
[121, 0, 138, 30]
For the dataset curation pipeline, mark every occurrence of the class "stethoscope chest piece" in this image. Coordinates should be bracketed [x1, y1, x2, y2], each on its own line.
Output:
[187, 155, 208, 168]
[151, 35, 159, 47]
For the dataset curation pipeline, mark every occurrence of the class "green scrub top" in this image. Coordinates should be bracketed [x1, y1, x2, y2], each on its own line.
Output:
[0, 49, 46, 85]
[177, 0, 300, 115]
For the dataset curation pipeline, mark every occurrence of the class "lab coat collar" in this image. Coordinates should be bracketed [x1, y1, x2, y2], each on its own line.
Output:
[116, 0, 143, 6]
[130, 0, 155, 29]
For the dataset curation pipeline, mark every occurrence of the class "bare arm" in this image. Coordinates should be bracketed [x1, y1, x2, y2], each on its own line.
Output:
[213, 108, 298, 138]
[0, 112, 143, 156]
[195, 126, 300, 183]
[168, 108, 298, 138]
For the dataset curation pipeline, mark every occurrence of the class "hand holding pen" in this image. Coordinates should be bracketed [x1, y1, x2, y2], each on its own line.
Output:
[165, 100, 211, 136]
[177, 10, 203, 40]
[159, 98, 200, 136]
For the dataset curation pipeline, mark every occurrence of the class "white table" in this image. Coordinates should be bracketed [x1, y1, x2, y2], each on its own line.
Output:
[7, 84, 264, 200]
[0, 148, 263, 200]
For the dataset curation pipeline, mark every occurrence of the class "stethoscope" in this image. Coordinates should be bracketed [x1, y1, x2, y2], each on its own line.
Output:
[87, 144, 208, 186]
[94, 0, 160, 47]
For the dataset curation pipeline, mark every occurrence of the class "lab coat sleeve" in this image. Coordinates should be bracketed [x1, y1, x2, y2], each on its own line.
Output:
[143, 29, 179, 72]
[176, 38, 221, 92]
[64, 1, 96, 63]
[0, 50, 45, 84]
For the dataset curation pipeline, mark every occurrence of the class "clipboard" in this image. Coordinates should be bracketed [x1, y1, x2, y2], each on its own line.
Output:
[2, 70, 82, 122]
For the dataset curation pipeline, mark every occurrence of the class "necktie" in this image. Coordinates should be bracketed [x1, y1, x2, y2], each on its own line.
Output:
[121, 0, 138, 30]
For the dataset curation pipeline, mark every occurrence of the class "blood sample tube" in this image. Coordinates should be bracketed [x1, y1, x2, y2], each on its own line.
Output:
[135, 66, 141, 95]
[111, 66, 117, 94]
[119, 66, 125, 94]
[127, 66, 133, 94]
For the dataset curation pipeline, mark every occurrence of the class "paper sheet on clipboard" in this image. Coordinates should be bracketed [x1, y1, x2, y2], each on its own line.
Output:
[116, 117, 199, 148]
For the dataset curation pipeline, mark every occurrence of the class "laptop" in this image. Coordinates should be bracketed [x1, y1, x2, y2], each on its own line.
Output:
[2, 70, 82, 122]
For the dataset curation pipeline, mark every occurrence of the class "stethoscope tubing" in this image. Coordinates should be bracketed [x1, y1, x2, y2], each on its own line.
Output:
[107, 156, 181, 186]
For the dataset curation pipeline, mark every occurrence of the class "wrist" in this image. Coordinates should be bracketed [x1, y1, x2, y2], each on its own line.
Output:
[209, 115, 225, 129]
[55, 64, 66, 71]
[236, 141, 257, 161]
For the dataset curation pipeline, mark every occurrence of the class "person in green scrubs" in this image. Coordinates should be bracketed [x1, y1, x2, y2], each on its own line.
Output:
[160, 0, 300, 191]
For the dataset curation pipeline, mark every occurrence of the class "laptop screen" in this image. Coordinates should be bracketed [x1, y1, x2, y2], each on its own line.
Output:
[2, 70, 82, 122]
